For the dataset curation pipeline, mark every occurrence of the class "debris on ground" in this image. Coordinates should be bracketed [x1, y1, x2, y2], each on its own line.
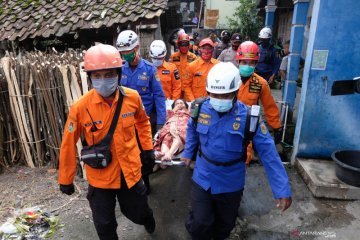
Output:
[0, 206, 62, 239]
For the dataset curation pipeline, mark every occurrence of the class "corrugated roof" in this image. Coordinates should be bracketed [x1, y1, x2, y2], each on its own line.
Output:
[0, 0, 168, 41]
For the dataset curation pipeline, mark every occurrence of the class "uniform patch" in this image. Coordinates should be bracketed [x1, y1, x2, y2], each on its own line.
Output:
[142, 86, 147, 91]
[187, 56, 195, 62]
[172, 56, 180, 62]
[249, 81, 262, 93]
[233, 122, 240, 131]
[199, 113, 211, 119]
[68, 122, 76, 133]
[198, 118, 210, 125]
[174, 69, 180, 80]
[162, 70, 170, 75]
[260, 123, 267, 134]
[139, 72, 149, 81]
[154, 71, 160, 81]
[235, 117, 240, 121]
[195, 72, 202, 76]
[122, 112, 135, 118]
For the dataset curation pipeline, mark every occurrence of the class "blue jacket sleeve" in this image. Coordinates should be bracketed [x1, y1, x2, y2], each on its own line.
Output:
[150, 65, 166, 124]
[182, 118, 199, 159]
[253, 122, 292, 199]
[271, 48, 281, 75]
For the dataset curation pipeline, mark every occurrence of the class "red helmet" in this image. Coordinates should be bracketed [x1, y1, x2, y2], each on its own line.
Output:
[236, 41, 259, 61]
[177, 33, 190, 44]
[199, 38, 215, 48]
[84, 44, 123, 72]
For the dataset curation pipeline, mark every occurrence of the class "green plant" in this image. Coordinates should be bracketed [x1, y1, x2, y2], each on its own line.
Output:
[227, 0, 263, 41]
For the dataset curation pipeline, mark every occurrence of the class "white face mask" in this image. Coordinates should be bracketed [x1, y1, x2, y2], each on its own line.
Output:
[151, 58, 164, 67]
[209, 97, 233, 112]
[92, 77, 118, 97]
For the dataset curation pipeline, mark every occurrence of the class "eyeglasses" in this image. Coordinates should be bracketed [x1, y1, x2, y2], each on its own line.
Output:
[178, 42, 190, 47]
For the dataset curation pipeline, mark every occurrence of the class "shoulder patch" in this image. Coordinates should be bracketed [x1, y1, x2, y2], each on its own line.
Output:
[249, 80, 262, 93]
[174, 69, 180, 80]
[172, 56, 180, 62]
[154, 71, 160, 81]
[260, 123, 267, 134]
[68, 121, 76, 133]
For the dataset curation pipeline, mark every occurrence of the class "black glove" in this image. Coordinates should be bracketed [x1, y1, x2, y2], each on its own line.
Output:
[60, 184, 75, 195]
[273, 127, 283, 145]
[156, 124, 163, 131]
[140, 150, 155, 176]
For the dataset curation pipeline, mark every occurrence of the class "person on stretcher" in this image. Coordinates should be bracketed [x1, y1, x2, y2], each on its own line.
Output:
[154, 99, 190, 162]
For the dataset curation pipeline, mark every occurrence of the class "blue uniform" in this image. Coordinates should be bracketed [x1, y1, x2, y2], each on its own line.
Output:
[255, 44, 281, 81]
[121, 58, 166, 125]
[182, 100, 291, 198]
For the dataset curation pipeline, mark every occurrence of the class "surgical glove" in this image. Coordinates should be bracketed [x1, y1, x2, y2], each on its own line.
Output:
[60, 184, 75, 195]
[140, 150, 155, 175]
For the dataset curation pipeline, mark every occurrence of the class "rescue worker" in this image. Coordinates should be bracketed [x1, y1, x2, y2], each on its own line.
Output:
[214, 30, 231, 58]
[169, 33, 197, 98]
[183, 38, 220, 102]
[255, 27, 281, 84]
[189, 35, 199, 55]
[149, 40, 181, 100]
[181, 62, 292, 240]
[116, 30, 166, 194]
[236, 41, 282, 165]
[217, 33, 242, 67]
[58, 44, 156, 239]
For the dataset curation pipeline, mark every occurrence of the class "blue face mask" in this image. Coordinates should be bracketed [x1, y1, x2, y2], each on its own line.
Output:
[92, 77, 118, 97]
[239, 65, 255, 77]
[209, 97, 233, 112]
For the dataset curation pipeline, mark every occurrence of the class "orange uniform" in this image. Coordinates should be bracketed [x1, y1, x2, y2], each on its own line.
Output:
[58, 87, 152, 189]
[156, 61, 181, 100]
[237, 73, 281, 164]
[169, 51, 197, 95]
[183, 58, 220, 101]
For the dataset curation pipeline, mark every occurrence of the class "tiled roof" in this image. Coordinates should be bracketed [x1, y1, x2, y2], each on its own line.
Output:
[0, 0, 168, 41]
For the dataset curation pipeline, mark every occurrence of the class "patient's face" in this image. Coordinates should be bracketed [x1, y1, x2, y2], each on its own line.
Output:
[174, 100, 186, 111]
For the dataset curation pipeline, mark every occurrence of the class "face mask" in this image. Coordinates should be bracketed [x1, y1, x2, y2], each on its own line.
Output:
[122, 51, 136, 63]
[179, 46, 189, 54]
[239, 65, 255, 77]
[92, 77, 118, 97]
[151, 58, 164, 67]
[209, 97, 233, 112]
[199, 49, 213, 60]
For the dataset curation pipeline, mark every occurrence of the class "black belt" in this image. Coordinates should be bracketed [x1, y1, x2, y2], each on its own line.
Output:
[198, 148, 243, 167]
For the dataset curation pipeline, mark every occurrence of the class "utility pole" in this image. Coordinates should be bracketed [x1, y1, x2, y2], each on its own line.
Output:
[198, 0, 204, 29]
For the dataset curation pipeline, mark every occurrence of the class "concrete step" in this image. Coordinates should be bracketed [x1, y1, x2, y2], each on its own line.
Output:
[296, 158, 360, 200]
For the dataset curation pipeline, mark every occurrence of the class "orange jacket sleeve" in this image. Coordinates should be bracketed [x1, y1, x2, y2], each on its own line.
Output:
[183, 62, 195, 101]
[58, 104, 83, 185]
[259, 83, 281, 129]
[171, 66, 182, 100]
[134, 94, 153, 151]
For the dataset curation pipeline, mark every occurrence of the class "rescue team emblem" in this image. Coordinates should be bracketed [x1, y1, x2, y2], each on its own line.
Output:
[68, 122, 76, 133]
[174, 69, 180, 80]
[139, 72, 149, 81]
[142, 87, 147, 92]
[154, 71, 161, 81]
[233, 122, 240, 131]
[236, 117, 240, 121]
[260, 123, 267, 134]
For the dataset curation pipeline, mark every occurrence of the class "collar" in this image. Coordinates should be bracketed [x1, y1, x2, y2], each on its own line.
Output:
[124, 57, 144, 70]
[198, 57, 217, 65]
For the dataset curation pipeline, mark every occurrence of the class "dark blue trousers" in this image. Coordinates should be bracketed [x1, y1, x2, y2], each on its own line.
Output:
[185, 182, 243, 240]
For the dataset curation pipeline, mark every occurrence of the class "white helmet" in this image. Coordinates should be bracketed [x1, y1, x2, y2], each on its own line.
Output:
[258, 27, 272, 39]
[116, 30, 139, 51]
[149, 40, 167, 58]
[206, 62, 241, 94]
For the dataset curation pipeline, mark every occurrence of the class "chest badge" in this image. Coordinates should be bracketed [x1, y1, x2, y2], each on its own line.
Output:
[233, 122, 240, 131]
[142, 86, 147, 91]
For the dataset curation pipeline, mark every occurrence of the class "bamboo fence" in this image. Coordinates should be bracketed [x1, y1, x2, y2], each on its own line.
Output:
[0, 50, 88, 169]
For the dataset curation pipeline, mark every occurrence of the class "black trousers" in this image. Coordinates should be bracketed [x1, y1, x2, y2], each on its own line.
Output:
[87, 175, 154, 240]
[185, 182, 243, 240]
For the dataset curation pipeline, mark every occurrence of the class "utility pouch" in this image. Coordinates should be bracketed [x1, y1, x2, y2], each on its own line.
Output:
[81, 143, 112, 169]
[81, 87, 123, 169]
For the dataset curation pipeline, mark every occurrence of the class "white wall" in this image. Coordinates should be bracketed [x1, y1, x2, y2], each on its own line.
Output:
[204, 0, 240, 29]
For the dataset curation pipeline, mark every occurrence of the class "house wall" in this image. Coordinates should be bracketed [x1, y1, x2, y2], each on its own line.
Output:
[292, 0, 360, 159]
[204, 0, 240, 29]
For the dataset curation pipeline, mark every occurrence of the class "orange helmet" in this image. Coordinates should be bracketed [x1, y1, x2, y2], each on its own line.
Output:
[177, 33, 190, 44]
[236, 41, 259, 61]
[199, 38, 215, 48]
[84, 44, 123, 72]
